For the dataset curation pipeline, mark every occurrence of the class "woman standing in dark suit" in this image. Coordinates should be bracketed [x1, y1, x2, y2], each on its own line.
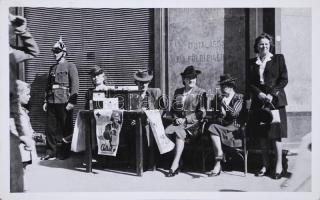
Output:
[248, 33, 288, 179]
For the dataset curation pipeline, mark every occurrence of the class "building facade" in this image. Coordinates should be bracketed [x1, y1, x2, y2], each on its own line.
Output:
[10, 7, 311, 147]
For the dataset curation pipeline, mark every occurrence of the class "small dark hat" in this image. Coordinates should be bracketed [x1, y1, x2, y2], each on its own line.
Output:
[218, 74, 237, 85]
[133, 69, 153, 82]
[89, 65, 104, 77]
[257, 108, 273, 124]
[180, 65, 201, 79]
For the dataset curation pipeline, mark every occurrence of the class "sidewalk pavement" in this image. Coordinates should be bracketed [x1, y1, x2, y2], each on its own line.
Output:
[22, 152, 305, 193]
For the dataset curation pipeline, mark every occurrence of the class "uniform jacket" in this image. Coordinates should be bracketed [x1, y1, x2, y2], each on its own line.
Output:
[248, 54, 288, 108]
[45, 60, 79, 104]
[211, 93, 244, 126]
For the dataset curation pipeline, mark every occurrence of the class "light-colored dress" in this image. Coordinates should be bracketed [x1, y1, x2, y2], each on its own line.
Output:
[11, 100, 38, 163]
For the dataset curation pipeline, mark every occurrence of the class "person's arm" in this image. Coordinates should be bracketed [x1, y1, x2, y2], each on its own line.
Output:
[270, 54, 289, 97]
[68, 63, 79, 105]
[43, 67, 53, 112]
[11, 28, 40, 63]
[225, 95, 243, 118]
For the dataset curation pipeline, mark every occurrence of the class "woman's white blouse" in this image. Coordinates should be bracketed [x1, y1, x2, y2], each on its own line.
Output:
[256, 53, 273, 84]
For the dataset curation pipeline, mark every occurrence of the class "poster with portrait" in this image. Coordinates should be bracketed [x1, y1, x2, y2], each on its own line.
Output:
[94, 109, 123, 156]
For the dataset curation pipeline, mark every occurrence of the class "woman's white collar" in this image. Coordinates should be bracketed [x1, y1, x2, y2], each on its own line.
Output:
[256, 53, 273, 65]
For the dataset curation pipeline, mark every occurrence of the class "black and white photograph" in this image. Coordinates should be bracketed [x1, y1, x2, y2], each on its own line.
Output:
[0, 0, 319, 199]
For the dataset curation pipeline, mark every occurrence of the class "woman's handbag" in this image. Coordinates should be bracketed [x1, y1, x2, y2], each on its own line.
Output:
[259, 102, 281, 125]
[269, 103, 281, 124]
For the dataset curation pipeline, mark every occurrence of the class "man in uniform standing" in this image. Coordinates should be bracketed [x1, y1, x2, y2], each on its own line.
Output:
[41, 37, 79, 160]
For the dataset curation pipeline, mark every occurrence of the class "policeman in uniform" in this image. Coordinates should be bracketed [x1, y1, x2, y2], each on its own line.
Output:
[41, 37, 79, 160]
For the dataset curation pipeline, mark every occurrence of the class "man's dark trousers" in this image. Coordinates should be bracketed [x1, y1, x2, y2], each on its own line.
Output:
[46, 103, 73, 159]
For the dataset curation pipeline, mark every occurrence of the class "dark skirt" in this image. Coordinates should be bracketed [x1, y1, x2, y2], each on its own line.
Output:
[208, 123, 242, 148]
[250, 106, 287, 140]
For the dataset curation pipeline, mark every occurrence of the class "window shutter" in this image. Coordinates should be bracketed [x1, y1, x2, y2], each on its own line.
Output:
[24, 8, 154, 134]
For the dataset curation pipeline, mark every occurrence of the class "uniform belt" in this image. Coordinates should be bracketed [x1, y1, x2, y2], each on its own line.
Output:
[52, 84, 68, 90]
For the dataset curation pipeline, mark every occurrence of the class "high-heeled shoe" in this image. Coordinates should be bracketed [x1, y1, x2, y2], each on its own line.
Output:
[273, 172, 283, 180]
[166, 168, 179, 177]
[206, 155, 223, 177]
[255, 167, 268, 177]
[207, 169, 221, 177]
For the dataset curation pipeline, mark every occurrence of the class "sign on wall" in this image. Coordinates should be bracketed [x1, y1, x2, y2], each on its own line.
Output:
[168, 8, 225, 101]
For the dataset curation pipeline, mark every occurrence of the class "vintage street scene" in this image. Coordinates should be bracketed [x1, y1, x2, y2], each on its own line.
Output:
[2, 2, 316, 200]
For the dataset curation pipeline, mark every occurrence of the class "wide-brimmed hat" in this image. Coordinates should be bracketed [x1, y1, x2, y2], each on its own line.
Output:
[257, 108, 273, 124]
[218, 74, 237, 85]
[133, 69, 153, 82]
[180, 65, 201, 79]
[89, 65, 104, 77]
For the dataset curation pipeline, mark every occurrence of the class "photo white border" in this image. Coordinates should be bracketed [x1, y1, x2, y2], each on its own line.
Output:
[0, 0, 319, 199]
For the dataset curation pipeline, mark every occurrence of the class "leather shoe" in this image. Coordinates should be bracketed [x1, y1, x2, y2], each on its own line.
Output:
[166, 168, 179, 177]
[40, 154, 56, 160]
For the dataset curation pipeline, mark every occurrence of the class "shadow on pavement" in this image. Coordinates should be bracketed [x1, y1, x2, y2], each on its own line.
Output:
[219, 189, 246, 192]
[38, 154, 87, 173]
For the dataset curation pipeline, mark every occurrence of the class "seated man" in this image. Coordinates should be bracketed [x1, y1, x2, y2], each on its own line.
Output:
[206, 74, 244, 177]
[133, 69, 162, 110]
[130, 69, 163, 169]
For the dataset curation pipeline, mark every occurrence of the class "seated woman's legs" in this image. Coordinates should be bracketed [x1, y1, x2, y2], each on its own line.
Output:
[165, 125, 186, 177]
[207, 124, 224, 176]
[209, 134, 223, 174]
[166, 135, 185, 177]
[170, 136, 185, 171]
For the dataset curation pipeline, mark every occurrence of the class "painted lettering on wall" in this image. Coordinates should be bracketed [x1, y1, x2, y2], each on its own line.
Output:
[170, 53, 224, 64]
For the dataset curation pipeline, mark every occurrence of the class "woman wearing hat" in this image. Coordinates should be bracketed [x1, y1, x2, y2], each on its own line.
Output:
[247, 33, 289, 179]
[206, 74, 244, 177]
[165, 65, 206, 177]
[84, 65, 115, 110]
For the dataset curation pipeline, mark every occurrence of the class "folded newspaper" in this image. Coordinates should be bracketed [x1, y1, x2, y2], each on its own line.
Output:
[144, 110, 175, 154]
